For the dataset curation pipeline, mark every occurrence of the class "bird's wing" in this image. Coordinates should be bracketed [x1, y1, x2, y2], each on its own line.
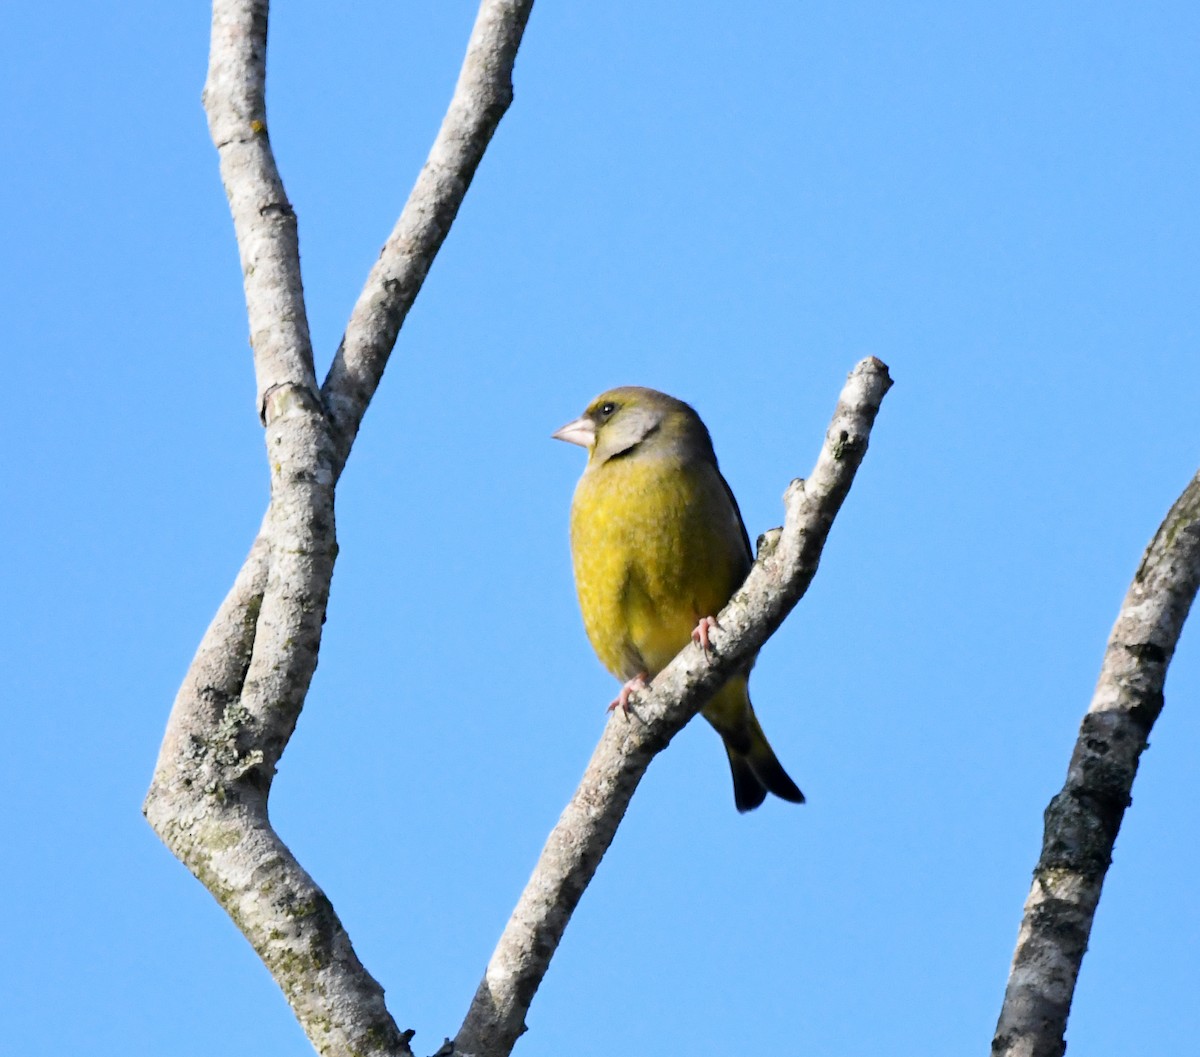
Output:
[717, 469, 755, 574]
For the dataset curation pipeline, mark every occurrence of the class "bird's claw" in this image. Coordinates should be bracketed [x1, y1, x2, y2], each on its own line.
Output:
[608, 673, 649, 718]
[692, 616, 719, 661]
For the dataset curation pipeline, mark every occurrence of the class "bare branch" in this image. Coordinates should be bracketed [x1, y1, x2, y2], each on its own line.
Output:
[155, 21, 395, 1043]
[146, 792, 412, 1057]
[150, 527, 269, 776]
[204, 0, 318, 420]
[453, 357, 894, 1057]
[148, 502, 406, 1057]
[322, 0, 536, 470]
[992, 471, 1200, 1057]
[147, 2, 535, 1054]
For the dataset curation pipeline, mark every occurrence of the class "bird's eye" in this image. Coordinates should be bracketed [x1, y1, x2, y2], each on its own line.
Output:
[599, 401, 617, 417]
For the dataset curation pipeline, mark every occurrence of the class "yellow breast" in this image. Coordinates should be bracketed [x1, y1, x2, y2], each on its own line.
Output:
[569, 453, 749, 680]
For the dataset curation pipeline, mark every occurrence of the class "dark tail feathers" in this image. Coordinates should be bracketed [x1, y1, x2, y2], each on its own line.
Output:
[724, 739, 805, 813]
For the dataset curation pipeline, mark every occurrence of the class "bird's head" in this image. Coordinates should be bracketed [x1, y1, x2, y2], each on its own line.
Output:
[552, 386, 715, 467]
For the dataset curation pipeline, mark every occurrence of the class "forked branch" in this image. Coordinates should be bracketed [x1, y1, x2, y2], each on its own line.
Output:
[145, 3, 534, 1056]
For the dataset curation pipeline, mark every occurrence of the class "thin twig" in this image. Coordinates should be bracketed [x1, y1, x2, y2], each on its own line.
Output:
[322, 0, 536, 472]
[453, 357, 894, 1057]
[992, 470, 1200, 1057]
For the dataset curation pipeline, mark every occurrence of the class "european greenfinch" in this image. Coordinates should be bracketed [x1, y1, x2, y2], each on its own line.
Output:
[554, 386, 804, 812]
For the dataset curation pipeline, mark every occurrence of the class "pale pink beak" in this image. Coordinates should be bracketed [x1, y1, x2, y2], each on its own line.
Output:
[552, 415, 595, 448]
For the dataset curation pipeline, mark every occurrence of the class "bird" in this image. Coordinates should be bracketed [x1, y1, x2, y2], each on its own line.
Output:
[553, 386, 804, 812]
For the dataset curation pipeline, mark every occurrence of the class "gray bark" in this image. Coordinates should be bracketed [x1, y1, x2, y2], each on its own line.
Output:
[145, 3, 534, 1056]
[992, 471, 1200, 1057]
[323, 0, 535, 468]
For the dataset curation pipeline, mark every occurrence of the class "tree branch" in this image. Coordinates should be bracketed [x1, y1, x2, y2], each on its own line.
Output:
[204, 0, 318, 420]
[992, 470, 1200, 1057]
[322, 0, 536, 471]
[146, 3, 535, 1055]
[151, 527, 269, 771]
[453, 357, 894, 1057]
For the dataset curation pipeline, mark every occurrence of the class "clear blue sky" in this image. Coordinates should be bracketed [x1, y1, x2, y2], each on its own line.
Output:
[3, 2, 1198, 1054]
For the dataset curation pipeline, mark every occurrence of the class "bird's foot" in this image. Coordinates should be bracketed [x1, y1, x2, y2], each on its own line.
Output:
[607, 673, 649, 718]
[691, 616, 719, 661]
